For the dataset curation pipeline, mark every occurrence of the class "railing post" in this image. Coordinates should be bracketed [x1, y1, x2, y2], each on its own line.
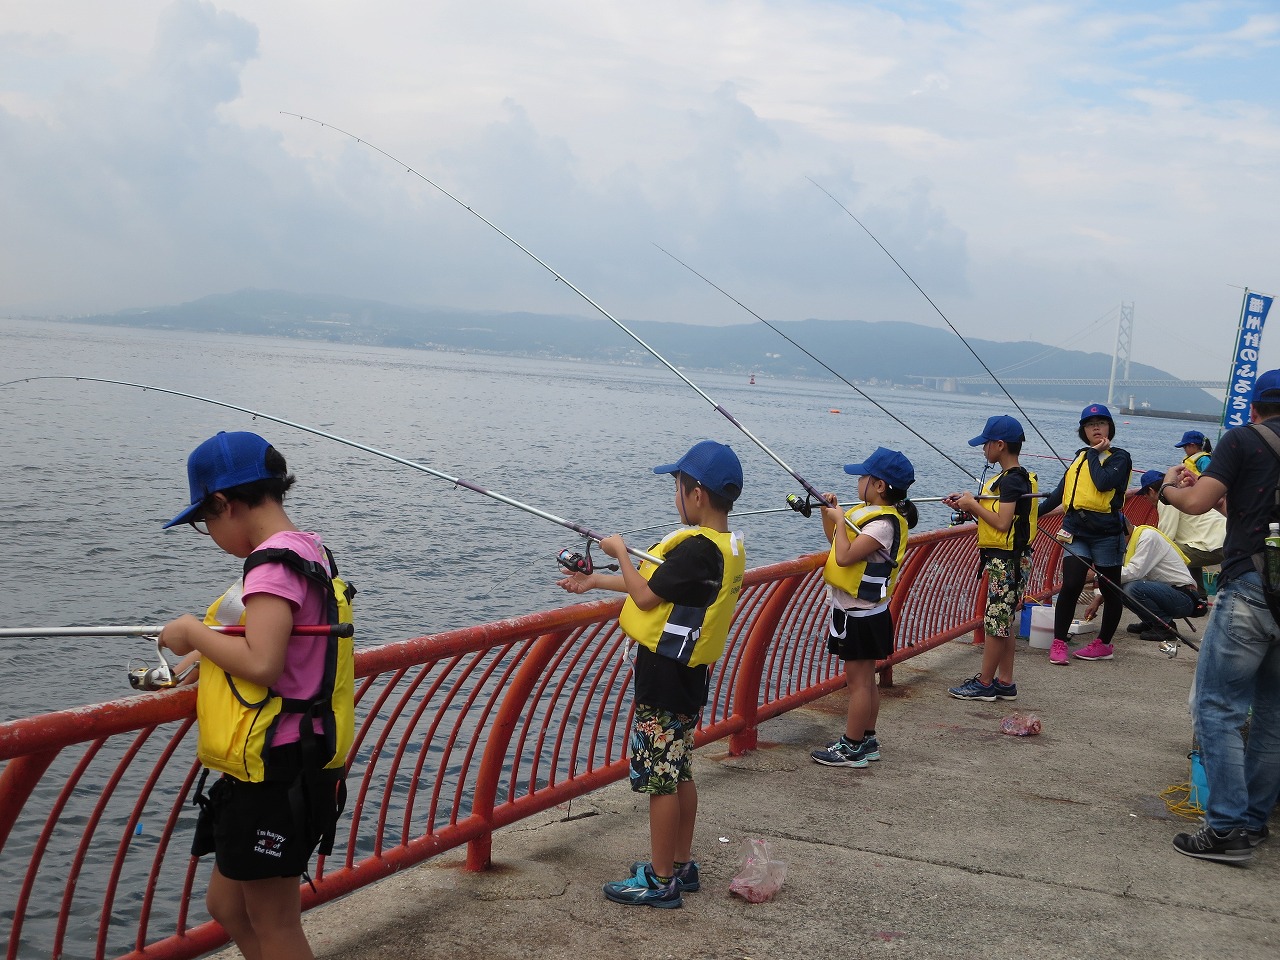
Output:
[465, 629, 571, 871]
[729, 576, 806, 755]
[0, 749, 57, 856]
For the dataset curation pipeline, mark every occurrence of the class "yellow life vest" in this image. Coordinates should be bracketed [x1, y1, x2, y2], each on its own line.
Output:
[195, 546, 356, 783]
[1063, 450, 1115, 513]
[1125, 525, 1190, 566]
[823, 503, 909, 603]
[1181, 452, 1210, 477]
[976, 468, 1039, 552]
[617, 526, 745, 668]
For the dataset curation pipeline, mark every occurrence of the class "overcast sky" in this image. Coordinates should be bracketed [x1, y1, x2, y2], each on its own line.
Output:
[2, 1, 1277, 381]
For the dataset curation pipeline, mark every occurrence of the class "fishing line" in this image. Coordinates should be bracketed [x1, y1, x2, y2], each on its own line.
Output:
[807, 178, 1065, 465]
[652, 243, 979, 483]
[281, 112, 827, 504]
[2, 376, 660, 566]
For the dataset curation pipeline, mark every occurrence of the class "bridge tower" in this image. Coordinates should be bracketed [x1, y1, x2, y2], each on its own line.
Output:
[1106, 302, 1134, 409]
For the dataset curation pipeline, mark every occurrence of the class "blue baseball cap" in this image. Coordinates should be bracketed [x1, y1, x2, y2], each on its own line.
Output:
[844, 447, 915, 491]
[164, 431, 283, 528]
[1175, 430, 1206, 448]
[969, 415, 1025, 446]
[654, 440, 743, 502]
[1079, 403, 1113, 423]
[1138, 469, 1164, 493]
[1253, 369, 1280, 403]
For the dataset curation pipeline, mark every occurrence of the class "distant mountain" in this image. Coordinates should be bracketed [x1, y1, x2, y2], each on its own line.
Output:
[68, 288, 1218, 414]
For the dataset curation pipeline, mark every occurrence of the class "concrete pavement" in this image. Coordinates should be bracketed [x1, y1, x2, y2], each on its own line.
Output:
[220, 615, 1278, 960]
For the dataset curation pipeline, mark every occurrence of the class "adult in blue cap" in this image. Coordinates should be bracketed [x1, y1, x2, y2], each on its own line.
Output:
[1160, 368, 1280, 863]
[1174, 429, 1213, 476]
[1037, 402, 1133, 665]
[943, 415, 1038, 702]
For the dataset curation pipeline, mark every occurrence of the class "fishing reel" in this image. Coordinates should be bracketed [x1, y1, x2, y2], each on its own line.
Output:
[949, 510, 975, 527]
[127, 637, 177, 691]
[557, 543, 619, 576]
[786, 493, 816, 518]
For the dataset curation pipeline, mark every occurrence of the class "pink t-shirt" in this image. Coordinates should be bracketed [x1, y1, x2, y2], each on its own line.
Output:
[241, 530, 330, 745]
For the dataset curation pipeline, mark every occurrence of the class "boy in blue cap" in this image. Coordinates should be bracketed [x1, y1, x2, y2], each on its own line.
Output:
[811, 447, 916, 767]
[943, 415, 1038, 700]
[557, 440, 746, 907]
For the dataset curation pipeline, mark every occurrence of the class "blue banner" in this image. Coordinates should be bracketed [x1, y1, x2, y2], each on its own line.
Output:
[1223, 291, 1275, 429]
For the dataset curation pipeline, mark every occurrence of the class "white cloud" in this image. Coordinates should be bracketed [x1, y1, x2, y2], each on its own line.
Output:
[1, 0, 1277, 379]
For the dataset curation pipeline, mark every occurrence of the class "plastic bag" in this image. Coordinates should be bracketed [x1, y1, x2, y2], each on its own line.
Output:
[728, 837, 786, 903]
[1000, 713, 1042, 736]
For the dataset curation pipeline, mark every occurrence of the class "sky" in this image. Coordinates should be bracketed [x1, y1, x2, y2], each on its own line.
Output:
[1, 0, 1278, 382]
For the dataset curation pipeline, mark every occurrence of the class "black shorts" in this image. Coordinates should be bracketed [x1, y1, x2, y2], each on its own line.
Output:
[827, 606, 894, 662]
[192, 774, 337, 881]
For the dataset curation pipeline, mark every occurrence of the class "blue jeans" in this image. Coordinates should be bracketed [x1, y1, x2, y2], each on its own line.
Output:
[1124, 580, 1195, 625]
[1191, 571, 1280, 832]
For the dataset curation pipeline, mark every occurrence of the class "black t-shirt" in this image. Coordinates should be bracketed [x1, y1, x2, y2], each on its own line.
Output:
[994, 466, 1034, 551]
[1204, 419, 1280, 582]
[632, 534, 724, 716]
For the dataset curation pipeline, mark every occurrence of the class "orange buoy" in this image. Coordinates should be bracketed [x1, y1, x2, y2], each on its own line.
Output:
[829, 409, 841, 414]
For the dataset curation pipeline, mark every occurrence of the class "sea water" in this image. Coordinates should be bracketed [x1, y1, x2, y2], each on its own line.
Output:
[1, 316, 1196, 721]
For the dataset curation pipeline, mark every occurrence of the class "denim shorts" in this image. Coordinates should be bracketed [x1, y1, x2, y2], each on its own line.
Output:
[1060, 530, 1125, 568]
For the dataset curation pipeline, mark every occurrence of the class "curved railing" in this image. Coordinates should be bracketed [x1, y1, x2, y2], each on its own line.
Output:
[0, 500, 1152, 960]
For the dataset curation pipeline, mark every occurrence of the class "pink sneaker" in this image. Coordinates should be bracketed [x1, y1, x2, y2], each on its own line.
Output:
[1074, 639, 1114, 661]
[1049, 638, 1069, 665]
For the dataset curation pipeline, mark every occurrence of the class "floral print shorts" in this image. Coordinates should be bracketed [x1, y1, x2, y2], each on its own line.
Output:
[629, 704, 697, 796]
[985, 553, 1032, 636]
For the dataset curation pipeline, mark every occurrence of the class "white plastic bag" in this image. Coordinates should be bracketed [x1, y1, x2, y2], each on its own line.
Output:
[728, 837, 786, 903]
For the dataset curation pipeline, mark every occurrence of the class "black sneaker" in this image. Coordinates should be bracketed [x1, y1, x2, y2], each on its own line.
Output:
[1172, 824, 1253, 864]
[1141, 626, 1176, 642]
[1126, 621, 1153, 634]
[1245, 824, 1270, 848]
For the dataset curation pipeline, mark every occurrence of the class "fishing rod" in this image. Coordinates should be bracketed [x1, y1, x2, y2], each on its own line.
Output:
[281, 112, 828, 505]
[652, 243, 979, 484]
[2, 376, 660, 566]
[807, 178, 1065, 465]
[1035, 528, 1199, 657]
[0, 624, 350, 639]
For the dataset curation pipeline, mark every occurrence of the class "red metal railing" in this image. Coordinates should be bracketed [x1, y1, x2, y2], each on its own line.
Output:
[0, 502, 1150, 960]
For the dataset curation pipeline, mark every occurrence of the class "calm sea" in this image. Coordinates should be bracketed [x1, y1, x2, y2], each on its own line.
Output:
[1, 317, 1200, 721]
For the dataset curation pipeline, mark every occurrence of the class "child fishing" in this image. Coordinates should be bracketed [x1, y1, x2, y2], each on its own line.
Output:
[811, 447, 917, 768]
[943, 415, 1038, 701]
[556, 440, 746, 908]
[159, 431, 353, 960]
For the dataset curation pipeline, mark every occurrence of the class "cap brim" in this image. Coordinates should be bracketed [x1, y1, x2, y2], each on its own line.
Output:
[163, 502, 201, 529]
[968, 435, 988, 446]
[652, 462, 679, 476]
[843, 463, 870, 476]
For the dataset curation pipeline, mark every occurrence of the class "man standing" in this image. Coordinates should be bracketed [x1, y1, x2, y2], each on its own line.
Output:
[1160, 372, 1280, 864]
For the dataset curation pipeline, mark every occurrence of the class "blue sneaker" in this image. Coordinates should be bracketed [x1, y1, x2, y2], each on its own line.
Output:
[949, 675, 999, 701]
[811, 735, 869, 768]
[627, 859, 700, 892]
[861, 735, 881, 761]
[993, 679, 1018, 701]
[603, 863, 683, 908]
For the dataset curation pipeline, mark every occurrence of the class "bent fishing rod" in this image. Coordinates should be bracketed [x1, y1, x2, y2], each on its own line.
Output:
[2, 376, 659, 566]
[653, 243, 979, 485]
[807, 178, 1064, 465]
[281, 112, 827, 506]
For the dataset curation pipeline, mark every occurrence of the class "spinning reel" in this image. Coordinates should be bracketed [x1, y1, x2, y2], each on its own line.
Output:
[786, 493, 817, 518]
[557, 543, 620, 576]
